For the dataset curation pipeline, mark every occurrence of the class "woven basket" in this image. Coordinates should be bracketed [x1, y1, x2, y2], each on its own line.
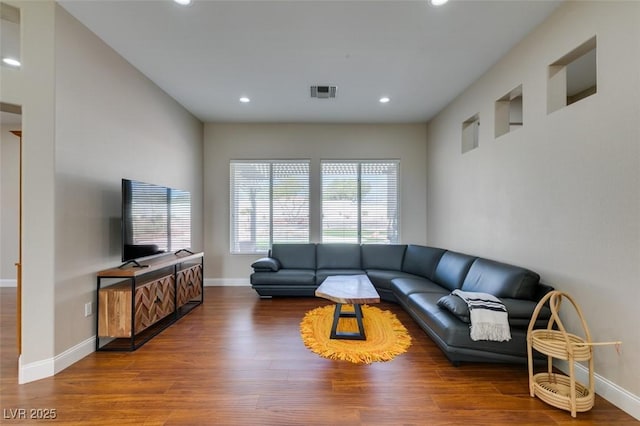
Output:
[532, 372, 594, 413]
[529, 329, 592, 361]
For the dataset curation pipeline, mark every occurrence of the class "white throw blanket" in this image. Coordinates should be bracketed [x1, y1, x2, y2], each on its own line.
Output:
[452, 289, 511, 342]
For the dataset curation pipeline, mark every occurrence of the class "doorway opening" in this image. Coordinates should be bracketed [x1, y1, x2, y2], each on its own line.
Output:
[1, 102, 22, 356]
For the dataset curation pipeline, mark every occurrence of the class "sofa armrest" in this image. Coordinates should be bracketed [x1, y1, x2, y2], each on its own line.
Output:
[533, 282, 554, 301]
[251, 257, 281, 272]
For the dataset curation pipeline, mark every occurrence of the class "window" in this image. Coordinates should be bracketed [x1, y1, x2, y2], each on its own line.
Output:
[321, 161, 399, 244]
[230, 161, 309, 254]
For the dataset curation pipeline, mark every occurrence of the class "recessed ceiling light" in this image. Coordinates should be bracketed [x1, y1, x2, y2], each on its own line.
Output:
[174, 0, 192, 5]
[239, 97, 250, 103]
[379, 97, 391, 104]
[2, 57, 21, 67]
[430, 0, 449, 6]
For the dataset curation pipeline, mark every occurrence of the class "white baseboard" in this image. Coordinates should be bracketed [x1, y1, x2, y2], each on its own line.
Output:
[204, 278, 250, 287]
[19, 336, 95, 384]
[54, 336, 95, 375]
[18, 355, 54, 384]
[555, 360, 640, 420]
[0, 279, 17, 287]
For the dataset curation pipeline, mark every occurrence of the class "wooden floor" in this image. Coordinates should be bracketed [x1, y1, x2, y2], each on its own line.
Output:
[1, 287, 636, 425]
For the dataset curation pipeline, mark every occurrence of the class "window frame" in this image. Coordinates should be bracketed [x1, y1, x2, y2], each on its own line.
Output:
[230, 160, 311, 254]
[320, 159, 400, 244]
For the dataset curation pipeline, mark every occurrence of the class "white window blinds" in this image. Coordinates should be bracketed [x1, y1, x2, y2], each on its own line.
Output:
[321, 161, 399, 244]
[230, 161, 310, 253]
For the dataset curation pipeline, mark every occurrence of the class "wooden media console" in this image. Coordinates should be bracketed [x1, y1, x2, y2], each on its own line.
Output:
[96, 251, 204, 351]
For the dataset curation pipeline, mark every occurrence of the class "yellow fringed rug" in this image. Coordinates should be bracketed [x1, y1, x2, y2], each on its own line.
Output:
[300, 304, 412, 364]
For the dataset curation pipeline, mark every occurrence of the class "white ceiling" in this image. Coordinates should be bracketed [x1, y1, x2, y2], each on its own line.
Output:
[58, 1, 562, 123]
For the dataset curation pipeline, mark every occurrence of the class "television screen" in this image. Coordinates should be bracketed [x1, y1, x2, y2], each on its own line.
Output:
[121, 179, 191, 262]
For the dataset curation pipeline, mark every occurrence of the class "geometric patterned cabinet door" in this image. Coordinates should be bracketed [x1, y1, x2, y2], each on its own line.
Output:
[177, 264, 203, 308]
[98, 274, 175, 338]
[134, 275, 176, 334]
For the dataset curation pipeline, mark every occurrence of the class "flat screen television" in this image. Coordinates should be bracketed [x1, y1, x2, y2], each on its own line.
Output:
[121, 178, 191, 263]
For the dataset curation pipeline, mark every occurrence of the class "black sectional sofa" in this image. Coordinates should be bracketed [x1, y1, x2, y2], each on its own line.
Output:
[250, 243, 552, 365]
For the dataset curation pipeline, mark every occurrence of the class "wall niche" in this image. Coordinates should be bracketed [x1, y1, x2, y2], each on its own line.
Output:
[548, 36, 597, 114]
[495, 85, 523, 138]
[461, 113, 480, 154]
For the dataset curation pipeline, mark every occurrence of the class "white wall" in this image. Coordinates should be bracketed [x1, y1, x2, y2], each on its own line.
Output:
[53, 6, 204, 357]
[0, 1, 203, 382]
[0, 124, 20, 283]
[426, 0, 639, 414]
[0, 0, 57, 381]
[203, 123, 427, 283]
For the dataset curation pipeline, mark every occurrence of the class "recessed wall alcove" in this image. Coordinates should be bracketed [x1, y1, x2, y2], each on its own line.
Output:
[548, 36, 597, 114]
[495, 85, 523, 138]
[461, 113, 480, 154]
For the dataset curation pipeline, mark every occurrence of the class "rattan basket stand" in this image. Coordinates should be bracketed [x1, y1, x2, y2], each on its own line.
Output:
[527, 290, 594, 417]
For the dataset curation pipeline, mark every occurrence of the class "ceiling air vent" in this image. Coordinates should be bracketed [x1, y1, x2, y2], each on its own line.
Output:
[311, 85, 337, 99]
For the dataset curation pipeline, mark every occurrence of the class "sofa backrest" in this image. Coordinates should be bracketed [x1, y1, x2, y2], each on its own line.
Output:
[433, 251, 476, 292]
[316, 243, 361, 269]
[361, 244, 407, 271]
[271, 244, 316, 269]
[402, 245, 446, 280]
[461, 258, 540, 299]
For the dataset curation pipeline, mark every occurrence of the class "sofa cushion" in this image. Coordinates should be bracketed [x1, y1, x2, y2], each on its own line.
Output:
[461, 258, 540, 300]
[251, 257, 281, 272]
[436, 295, 470, 323]
[271, 244, 316, 270]
[316, 269, 366, 285]
[401, 245, 446, 280]
[316, 244, 362, 269]
[361, 244, 407, 271]
[433, 251, 477, 292]
[367, 270, 418, 290]
[408, 292, 530, 357]
[391, 277, 449, 305]
[250, 269, 316, 286]
[501, 298, 551, 327]
[392, 277, 449, 295]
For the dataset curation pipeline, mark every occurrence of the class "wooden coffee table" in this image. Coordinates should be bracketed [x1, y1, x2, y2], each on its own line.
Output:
[315, 274, 380, 340]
